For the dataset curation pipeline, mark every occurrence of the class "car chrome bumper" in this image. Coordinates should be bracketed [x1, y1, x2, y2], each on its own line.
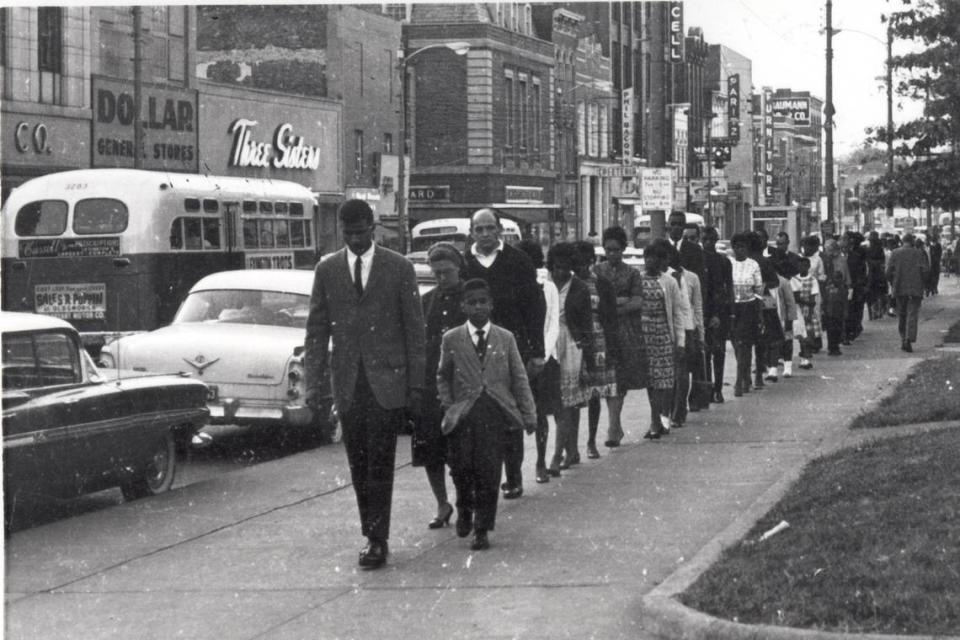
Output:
[207, 399, 314, 427]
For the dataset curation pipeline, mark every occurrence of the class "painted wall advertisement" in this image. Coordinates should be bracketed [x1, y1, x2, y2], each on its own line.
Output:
[770, 96, 811, 127]
[34, 283, 107, 320]
[91, 76, 198, 172]
[197, 82, 341, 193]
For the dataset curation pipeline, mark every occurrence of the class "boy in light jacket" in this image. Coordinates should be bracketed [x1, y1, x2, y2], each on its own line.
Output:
[437, 278, 537, 552]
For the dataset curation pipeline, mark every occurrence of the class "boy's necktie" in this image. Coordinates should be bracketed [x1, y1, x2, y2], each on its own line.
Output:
[475, 328, 486, 360]
[354, 256, 363, 297]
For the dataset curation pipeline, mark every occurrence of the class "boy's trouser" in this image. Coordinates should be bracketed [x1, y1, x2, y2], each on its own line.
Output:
[448, 393, 508, 532]
[823, 316, 843, 352]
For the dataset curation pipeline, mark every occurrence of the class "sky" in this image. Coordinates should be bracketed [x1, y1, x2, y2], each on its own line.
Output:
[685, 0, 923, 158]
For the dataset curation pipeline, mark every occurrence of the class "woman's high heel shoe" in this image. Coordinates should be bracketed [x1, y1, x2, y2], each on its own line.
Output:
[428, 502, 454, 529]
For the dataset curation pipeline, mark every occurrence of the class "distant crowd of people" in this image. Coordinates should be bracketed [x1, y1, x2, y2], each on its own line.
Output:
[304, 199, 945, 568]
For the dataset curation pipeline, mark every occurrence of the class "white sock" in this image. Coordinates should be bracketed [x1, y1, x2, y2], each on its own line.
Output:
[784, 361, 793, 377]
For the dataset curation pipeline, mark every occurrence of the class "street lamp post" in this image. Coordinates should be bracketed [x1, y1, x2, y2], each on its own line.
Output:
[396, 40, 470, 254]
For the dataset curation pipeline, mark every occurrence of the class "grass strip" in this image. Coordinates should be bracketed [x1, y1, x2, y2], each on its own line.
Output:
[679, 427, 960, 635]
[850, 354, 960, 429]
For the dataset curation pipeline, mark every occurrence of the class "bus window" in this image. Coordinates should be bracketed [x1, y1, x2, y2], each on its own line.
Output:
[184, 217, 203, 250]
[275, 202, 288, 215]
[290, 220, 305, 247]
[185, 198, 201, 212]
[15, 200, 68, 236]
[243, 200, 257, 214]
[275, 220, 290, 248]
[259, 201, 273, 215]
[243, 219, 257, 247]
[290, 202, 304, 216]
[203, 198, 219, 213]
[74, 198, 128, 234]
[259, 220, 275, 247]
[171, 219, 183, 249]
[203, 218, 221, 249]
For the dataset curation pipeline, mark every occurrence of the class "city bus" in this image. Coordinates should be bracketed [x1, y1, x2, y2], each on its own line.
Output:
[410, 217, 522, 253]
[1, 168, 319, 346]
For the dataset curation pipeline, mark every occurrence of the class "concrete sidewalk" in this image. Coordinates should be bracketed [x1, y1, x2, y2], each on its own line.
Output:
[5, 287, 959, 640]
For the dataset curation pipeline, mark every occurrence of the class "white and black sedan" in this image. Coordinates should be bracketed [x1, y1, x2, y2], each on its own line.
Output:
[99, 270, 336, 439]
[2, 312, 209, 522]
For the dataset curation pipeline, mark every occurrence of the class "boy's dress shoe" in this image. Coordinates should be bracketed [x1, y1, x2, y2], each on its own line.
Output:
[359, 539, 388, 568]
[456, 510, 473, 538]
[470, 530, 489, 551]
[503, 486, 523, 500]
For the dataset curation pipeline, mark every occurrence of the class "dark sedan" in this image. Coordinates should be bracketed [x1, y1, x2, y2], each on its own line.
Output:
[2, 312, 209, 525]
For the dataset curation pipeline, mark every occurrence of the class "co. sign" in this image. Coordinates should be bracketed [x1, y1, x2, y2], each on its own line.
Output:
[15, 122, 51, 155]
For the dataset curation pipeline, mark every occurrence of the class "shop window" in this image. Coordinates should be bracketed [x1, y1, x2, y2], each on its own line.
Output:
[74, 199, 129, 235]
[15, 200, 68, 236]
[38, 7, 63, 104]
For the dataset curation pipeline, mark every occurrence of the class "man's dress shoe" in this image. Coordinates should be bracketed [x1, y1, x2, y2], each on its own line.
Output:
[359, 539, 388, 569]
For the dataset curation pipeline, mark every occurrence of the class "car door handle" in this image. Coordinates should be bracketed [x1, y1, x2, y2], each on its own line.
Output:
[113, 257, 131, 268]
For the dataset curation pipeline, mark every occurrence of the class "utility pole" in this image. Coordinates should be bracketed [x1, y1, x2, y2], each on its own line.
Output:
[133, 6, 143, 169]
[885, 18, 894, 219]
[825, 0, 835, 229]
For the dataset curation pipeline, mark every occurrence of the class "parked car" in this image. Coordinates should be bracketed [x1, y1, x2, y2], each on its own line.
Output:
[98, 269, 337, 439]
[2, 311, 208, 518]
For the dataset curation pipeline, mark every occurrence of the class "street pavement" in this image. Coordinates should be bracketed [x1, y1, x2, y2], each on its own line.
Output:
[5, 282, 959, 640]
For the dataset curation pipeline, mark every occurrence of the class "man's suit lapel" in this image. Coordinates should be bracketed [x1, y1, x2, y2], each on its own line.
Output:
[335, 248, 357, 299]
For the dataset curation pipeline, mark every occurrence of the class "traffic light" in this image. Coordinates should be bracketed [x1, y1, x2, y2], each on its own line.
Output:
[712, 145, 730, 169]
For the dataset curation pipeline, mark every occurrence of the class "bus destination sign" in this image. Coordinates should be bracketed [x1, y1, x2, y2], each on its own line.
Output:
[19, 237, 121, 259]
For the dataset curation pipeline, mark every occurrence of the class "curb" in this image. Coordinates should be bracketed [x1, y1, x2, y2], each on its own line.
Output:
[641, 412, 960, 637]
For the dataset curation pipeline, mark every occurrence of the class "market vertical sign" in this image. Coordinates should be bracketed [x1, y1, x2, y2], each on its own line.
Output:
[763, 89, 775, 204]
[92, 76, 199, 172]
[669, 2, 684, 62]
[622, 87, 634, 166]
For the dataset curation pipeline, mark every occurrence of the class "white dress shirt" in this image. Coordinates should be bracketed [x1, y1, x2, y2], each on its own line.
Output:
[471, 240, 505, 268]
[346, 243, 375, 290]
[537, 267, 560, 362]
[466, 320, 493, 346]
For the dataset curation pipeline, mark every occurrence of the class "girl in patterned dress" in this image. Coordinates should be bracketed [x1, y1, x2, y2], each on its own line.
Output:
[573, 241, 619, 465]
[640, 239, 686, 439]
[730, 232, 764, 396]
[593, 226, 646, 449]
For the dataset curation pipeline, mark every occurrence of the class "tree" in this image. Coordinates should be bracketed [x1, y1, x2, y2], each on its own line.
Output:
[864, 0, 960, 212]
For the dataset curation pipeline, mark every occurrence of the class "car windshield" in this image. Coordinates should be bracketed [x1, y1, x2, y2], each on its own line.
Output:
[173, 289, 310, 328]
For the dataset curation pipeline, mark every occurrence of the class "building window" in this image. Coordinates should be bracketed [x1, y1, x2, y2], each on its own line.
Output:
[38, 7, 63, 104]
[383, 132, 393, 154]
[354, 130, 364, 175]
[504, 72, 514, 150]
[1, 9, 6, 68]
[532, 79, 541, 154]
[599, 107, 609, 159]
[518, 76, 527, 151]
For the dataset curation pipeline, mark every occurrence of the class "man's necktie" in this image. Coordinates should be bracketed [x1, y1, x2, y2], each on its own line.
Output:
[475, 329, 486, 360]
[354, 256, 363, 297]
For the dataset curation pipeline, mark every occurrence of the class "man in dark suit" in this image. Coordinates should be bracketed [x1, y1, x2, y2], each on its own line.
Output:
[701, 226, 733, 403]
[461, 208, 545, 501]
[886, 232, 928, 352]
[667, 211, 705, 283]
[304, 200, 426, 569]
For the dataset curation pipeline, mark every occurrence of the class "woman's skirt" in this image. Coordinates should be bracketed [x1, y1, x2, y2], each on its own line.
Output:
[731, 300, 761, 345]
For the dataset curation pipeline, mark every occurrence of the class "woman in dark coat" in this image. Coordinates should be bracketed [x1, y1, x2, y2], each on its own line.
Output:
[414, 242, 466, 529]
